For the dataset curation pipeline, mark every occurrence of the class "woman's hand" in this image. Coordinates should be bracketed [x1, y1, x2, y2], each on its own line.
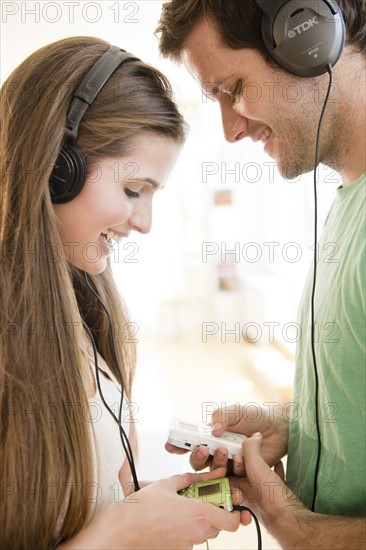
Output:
[59, 468, 241, 549]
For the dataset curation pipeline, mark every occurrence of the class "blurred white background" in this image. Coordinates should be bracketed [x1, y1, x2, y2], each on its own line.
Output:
[1, 2, 342, 547]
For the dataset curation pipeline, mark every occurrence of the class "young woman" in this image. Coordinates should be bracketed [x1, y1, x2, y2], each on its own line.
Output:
[0, 36, 240, 549]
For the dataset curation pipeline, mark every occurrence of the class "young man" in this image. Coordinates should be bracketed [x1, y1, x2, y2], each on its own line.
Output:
[157, 1, 365, 547]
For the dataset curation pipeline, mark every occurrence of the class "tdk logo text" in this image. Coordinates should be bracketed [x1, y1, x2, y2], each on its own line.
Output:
[288, 16, 318, 38]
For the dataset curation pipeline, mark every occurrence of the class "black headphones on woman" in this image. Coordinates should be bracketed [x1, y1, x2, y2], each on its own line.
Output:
[49, 45, 138, 204]
[255, 0, 345, 77]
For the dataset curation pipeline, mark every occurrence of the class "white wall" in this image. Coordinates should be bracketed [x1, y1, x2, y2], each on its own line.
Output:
[1, 0, 341, 347]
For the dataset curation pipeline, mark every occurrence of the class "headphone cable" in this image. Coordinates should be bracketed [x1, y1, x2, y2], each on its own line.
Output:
[310, 63, 333, 512]
[82, 271, 140, 492]
[233, 506, 262, 549]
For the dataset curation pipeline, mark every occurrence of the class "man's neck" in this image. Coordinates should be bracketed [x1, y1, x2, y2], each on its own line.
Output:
[336, 50, 366, 187]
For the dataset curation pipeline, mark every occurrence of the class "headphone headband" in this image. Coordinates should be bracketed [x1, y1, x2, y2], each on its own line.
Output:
[66, 45, 139, 142]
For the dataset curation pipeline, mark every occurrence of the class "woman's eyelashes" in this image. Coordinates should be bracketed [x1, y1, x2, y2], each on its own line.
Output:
[124, 188, 141, 199]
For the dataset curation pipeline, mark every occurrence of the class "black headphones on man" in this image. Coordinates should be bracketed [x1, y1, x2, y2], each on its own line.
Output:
[49, 45, 138, 204]
[255, 0, 345, 77]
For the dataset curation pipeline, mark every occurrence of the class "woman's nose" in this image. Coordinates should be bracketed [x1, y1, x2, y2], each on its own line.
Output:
[129, 200, 152, 234]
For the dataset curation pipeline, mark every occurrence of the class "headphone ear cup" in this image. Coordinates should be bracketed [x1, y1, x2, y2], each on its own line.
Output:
[258, 0, 345, 77]
[49, 144, 87, 204]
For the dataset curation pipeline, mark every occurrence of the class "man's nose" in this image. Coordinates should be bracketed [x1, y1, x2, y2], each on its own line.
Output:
[219, 100, 249, 143]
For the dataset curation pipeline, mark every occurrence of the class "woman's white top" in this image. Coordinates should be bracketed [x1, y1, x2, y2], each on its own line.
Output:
[86, 338, 131, 514]
[54, 340, 131, 538]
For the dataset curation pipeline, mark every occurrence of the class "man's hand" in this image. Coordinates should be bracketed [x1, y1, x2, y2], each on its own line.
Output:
[234, 434, 366, 549]
[169, 403, 289, 475]
[231, 432, 304, 529]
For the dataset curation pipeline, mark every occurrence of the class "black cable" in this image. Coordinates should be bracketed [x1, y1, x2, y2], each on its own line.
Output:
[82, 271, 140, 492]
[82, 319, 139, 488]
[82, 271, 140, 490]
[82, 273, 127, 433]
[233, 506, 262, 550]
[310, 64, 333, 512]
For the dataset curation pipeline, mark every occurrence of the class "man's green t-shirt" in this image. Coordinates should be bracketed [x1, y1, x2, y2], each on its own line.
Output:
[286, 173, 366, 516]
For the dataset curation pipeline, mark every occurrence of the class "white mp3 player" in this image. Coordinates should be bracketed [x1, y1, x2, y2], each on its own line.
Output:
[167, 419, 247, 460]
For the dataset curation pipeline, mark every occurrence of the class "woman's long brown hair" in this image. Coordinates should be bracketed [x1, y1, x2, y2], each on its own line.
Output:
[0, 36, 185, 548]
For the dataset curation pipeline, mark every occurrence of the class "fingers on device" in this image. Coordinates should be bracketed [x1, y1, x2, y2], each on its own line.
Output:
[167, 419, 247, 460]
[178, 477, 233, 511]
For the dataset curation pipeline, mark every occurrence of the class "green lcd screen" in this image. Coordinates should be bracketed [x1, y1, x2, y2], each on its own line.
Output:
[178, 477, 233, 511]
[198, 483, 220, 496]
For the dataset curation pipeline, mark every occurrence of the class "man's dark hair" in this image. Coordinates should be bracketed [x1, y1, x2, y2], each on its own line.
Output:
[156, 0, 366, 62]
